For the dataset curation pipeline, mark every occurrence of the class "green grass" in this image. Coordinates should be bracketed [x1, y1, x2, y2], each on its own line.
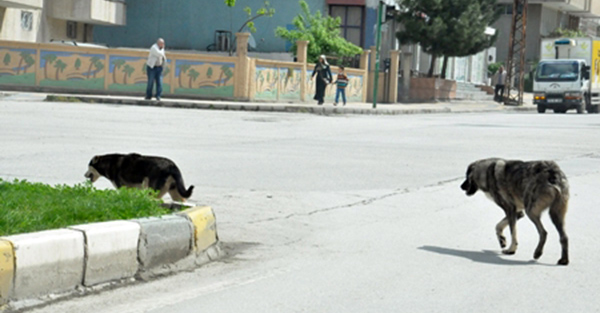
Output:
[0, 179, 170, 236]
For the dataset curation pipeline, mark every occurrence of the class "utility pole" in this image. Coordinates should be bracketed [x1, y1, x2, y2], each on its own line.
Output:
[372, 1, 384, 109]
[504, 0, 528, 106]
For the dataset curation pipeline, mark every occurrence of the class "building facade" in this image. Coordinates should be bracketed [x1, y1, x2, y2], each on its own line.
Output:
[0, 0, 125, 44]
[493, 0, 600, 66]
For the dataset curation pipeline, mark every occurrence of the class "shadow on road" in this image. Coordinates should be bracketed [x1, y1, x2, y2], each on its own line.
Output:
[418, 245, 551, 266]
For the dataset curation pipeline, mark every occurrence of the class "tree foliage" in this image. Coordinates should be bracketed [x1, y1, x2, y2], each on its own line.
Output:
[546, 27, 587, 38]
[224, 0, 275, 33]
[275, 0, 363, 63]
[396, 0, 500, 78]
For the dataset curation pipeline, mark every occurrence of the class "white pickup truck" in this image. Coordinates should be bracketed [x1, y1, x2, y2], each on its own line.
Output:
[533, 38, 600, 114]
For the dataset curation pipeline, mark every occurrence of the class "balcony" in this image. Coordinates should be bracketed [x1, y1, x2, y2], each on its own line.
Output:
[47, 0, 125, 26]
[497, 0, 600, 18]
[0, 0, 43, 9]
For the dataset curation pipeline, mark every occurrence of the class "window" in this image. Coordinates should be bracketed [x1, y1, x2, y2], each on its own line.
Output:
[67, 21, 77, 39]
[21, 11, 33, 31]
[329, 5, 364, 47]
[496, 4, 512, 15]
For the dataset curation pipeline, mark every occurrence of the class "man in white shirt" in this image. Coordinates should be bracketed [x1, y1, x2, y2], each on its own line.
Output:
[145, 38, 167, 100]
[494, 66, 506, 103]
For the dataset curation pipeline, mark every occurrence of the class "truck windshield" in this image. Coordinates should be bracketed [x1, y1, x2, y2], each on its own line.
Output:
[535, 61, 579, 82]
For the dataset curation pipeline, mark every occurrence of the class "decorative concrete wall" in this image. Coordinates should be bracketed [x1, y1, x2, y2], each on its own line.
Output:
[0, 35, 368, 103]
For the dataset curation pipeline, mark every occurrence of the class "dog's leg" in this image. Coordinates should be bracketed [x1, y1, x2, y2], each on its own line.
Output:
[168, 189, 184, 202]
[495, 217, 508, 248]
[526, 203, 548, 260]
[141, 177, 150, 189]
[549, 198, 569, 265]
[502, 210, 519, 255]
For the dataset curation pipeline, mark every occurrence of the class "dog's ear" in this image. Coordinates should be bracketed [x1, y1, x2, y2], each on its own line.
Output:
[90, 156, 100, 165]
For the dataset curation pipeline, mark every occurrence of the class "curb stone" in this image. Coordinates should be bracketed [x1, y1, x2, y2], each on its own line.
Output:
[0, 205, 221, 309]
[44, 95, 536, 115]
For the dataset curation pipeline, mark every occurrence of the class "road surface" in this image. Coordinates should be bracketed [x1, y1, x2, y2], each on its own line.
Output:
[1, 96, 599, 312]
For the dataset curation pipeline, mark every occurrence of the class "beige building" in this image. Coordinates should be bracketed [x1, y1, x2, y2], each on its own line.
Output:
[0, 0, 125, 44]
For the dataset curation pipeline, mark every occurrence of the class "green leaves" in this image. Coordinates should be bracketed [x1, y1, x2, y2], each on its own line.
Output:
[275, 0, 362, 63]
[228, 0, 275, 33]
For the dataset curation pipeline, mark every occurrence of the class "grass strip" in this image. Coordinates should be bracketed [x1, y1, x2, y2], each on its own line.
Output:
[0, 179, 170, 236]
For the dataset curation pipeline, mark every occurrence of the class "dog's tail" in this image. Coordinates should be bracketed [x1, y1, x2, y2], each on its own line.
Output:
[172, 169, 194, 199]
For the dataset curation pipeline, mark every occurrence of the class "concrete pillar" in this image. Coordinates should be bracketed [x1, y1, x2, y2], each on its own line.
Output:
[367, 46, 377, 102]
[235, 32, 250, 100]
[296, 40, 309, 102]
[360, 49, 370, 103]
[388, 50, 400, 103]
[401, 52, 413, 102]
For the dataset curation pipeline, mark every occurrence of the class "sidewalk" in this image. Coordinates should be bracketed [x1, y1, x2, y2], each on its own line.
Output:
[5, 91, 537, 115]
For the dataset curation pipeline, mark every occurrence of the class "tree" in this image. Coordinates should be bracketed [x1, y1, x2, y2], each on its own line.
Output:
[187, 68, 199, 88]
[111, 59, 126, 83]
[93, 62, 104, 78]
[53, 60, 67, 80]
[42, 54, 57, 79]
[207, 67, 213, 79]
[86, 56, 100, 79]
[21, 52, 35, 74]
[396, 0, 500, 78]
[122, 64, 135, 84]
[225, 0, 275, 33]
[177, 64, 191, 87]
[3, 53, 10, 67]
[275, 0, 363, 63]
[75, 58, 82, 70]
[224, 0, 275, 55]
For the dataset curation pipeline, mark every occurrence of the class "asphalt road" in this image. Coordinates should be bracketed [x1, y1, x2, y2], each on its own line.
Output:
[1, 97, 599, 312]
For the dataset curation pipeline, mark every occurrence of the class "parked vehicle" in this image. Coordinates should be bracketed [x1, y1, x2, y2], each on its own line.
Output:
[533, 37, 600, 114]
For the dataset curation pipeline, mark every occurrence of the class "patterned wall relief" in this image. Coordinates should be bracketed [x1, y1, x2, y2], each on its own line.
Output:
[278, 67, 302, 100]
[108, 55, 172, 92]
[174, 60, 234, 97]
[0, 47, 36, 85]
[346, 75, 364, 102]
[39, 50, 105, 89]
[255, 66, 279, 100]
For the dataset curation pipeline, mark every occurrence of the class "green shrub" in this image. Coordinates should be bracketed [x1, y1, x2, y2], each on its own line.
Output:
[0, 179, 170, 236]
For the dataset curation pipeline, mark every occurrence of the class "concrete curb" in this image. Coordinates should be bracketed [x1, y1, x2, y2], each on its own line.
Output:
[0, 240, 14, 306]
[44, 95, 536, 115]
[0, 205, 221, 308]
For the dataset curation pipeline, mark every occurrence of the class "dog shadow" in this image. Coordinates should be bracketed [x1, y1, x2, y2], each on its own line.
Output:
[418, 245, 552, 266]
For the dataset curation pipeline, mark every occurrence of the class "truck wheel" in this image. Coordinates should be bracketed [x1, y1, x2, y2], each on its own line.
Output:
[537, 105, 546, 113]
[577, 103, 585, 114]
[591, 105, 600, 114]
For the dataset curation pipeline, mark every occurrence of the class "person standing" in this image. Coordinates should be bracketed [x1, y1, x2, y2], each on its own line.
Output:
[145, 38, 167, 101]
[333, 66, 348, 106]
[311, 55, 332, 105]
[494, 66, 506, 102]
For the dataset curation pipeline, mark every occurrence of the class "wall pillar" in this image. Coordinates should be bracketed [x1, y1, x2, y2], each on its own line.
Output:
[388, 50, 400, 103]
[235, 33, 250, 100]
[367, 46, 376, 102]
[360, 49, 370, 103]
[296, 40, 309, 102]
[401, 51, 413, 102]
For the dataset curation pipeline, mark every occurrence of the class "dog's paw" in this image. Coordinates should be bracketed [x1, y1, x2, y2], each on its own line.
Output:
[557, 258, 569, 266]
[498, 236, 507, 248]
[502, 249, 516, 255]
[533, 249, 543, 260]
